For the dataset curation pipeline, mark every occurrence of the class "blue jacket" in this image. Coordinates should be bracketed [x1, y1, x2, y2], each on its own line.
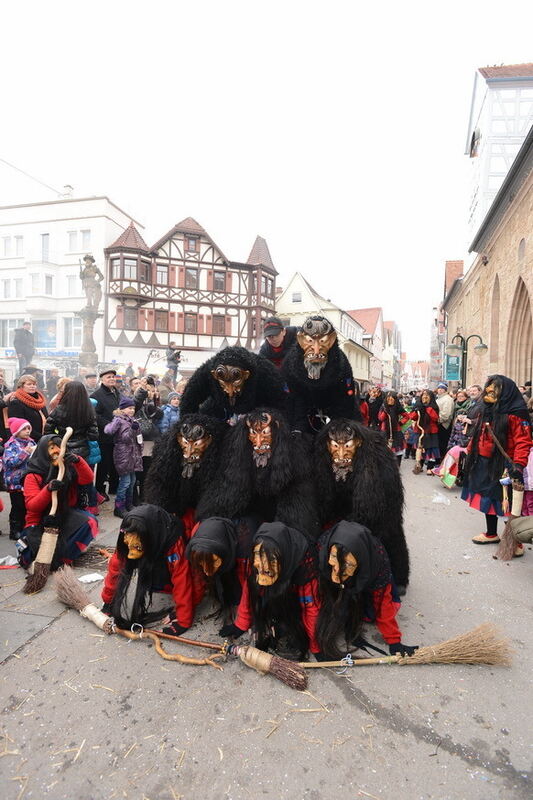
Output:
[3, 436, 36, 491]
[159, 404, 180, 434]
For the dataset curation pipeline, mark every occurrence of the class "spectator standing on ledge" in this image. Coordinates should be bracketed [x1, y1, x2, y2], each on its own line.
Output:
[166, 342, 181, 382]
[13, 321, 34, 376]
[46, 368, 60, 400]
[91, 369, 121, 500]
[258, 316, 298, 369]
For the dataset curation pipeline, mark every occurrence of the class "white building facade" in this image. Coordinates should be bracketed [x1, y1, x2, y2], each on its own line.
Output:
[0, 196, 139, 382]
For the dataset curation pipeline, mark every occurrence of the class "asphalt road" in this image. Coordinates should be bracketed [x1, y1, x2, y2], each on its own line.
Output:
[1, 463, 532, 800]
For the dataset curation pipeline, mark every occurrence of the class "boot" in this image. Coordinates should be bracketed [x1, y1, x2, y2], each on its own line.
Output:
[113, 501, 126, 519]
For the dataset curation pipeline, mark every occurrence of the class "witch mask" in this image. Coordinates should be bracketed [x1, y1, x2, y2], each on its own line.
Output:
[252, 543, 280, 586]
[210, 364, 250, 405]
[178, 422, 212, 478]
[247, 412, 273, 468]
[327, 424, 360, 482]
[328, 544, 358, 585]
[297, 317, 336, 380]
[484, 381, 501, 404]
[123, 532, 144, 560]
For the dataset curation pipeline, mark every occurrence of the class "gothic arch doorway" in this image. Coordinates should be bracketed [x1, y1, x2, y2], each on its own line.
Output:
[505, 277, 532, 384]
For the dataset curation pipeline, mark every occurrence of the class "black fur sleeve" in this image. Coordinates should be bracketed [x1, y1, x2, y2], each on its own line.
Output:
[178, 363, 212, 416]
[255, 357, 289, 417]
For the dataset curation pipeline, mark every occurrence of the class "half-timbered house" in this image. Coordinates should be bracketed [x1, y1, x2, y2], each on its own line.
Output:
[104, 217, 277, 374]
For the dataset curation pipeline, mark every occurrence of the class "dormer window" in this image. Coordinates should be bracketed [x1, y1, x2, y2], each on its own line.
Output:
[186, 237, 198, 252]
[292, 292, 302, 303]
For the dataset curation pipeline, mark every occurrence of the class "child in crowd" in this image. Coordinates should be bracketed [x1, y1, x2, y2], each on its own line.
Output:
[158, 391, 181, 434]
[2, 418, 35, 539]
[404, 421, 420, 460]
[104, 398, 143, 518]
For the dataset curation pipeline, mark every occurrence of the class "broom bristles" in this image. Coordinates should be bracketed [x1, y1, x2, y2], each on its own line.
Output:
[54, 565, 93, 610]
[24, 562, 52, 594]
[495, 521, 518, 561]
[398, 623, 512, 666]
[232, 645, 308, 690]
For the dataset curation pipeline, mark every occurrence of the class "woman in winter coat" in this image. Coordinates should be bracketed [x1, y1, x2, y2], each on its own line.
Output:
[104, 397, 143, 518]
[7, 374, 49, 442]
[44, 381, 99, 462]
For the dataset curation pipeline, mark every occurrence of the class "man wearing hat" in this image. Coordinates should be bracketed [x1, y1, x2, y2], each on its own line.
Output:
[258, 316, 298, 369]
[84, 372, 98, 394]
[91, 369, 121, 499]
[435, 381, 454, 464]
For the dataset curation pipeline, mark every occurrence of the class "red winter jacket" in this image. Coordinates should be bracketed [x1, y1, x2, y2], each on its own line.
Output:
[101, 537, 196, 629]
[469, 415, 532, 467]
[234, 571, 321, 653]
[407, 407, 439, 434]
[371, 584, 401, 644]
[377, 409, 409, 434]
[23, 458, 94, 527]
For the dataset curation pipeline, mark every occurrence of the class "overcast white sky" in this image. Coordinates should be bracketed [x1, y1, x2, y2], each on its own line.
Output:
[2, 0, 532, 359]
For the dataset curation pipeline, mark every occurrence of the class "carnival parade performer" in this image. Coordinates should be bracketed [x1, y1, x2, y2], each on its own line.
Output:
[408, 389, 440, 475]
[101, 504, 196, 635]
[378, 390, 409, 464]
[20, 434, 98, 569]
[461, 375, 531, 545]
[316, 521, 417, 659]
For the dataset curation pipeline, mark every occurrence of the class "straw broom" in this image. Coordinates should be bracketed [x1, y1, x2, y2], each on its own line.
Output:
[300, 624, 512, 669]
[495, 478, 525, 561]
[24, 427, 73, 594]
[54, 566, 308, 689]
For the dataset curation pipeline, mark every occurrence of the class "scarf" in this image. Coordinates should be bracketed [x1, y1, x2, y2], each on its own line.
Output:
[14, 388, 46, 410]
[318, 520, 390, 594]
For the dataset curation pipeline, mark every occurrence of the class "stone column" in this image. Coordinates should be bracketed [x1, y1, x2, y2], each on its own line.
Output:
[78, 307, 102, 369]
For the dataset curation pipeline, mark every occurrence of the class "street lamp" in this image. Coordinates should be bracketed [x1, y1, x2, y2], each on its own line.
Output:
[445, 334, 488, 387]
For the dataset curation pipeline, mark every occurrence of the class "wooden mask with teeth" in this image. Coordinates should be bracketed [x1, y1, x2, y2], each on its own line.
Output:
[297, 316, 337, 380]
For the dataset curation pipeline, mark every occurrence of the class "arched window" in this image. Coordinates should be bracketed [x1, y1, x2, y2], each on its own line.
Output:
[518, 238, 526, 261]
[505, 278, 533, 385]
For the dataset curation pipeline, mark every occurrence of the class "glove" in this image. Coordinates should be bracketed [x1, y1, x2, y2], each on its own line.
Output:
[47, 479, 65, 492]
[101, 602, 113, 615]
[389, 642, 419, 657]
[510, 464, 524, 480]
[64, 452, 80, 464]
[218, 623, 246, 639]
[162, 620, 188, 637]
[313, 651, 330, 662]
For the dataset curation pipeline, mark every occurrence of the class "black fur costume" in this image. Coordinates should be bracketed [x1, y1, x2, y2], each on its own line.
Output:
[314, 419, 410, 591]
[280, 318, 360, 434]
[178, 346, 287, 422]
[143, 414, 226, 519]
[196, 408, 320, 540]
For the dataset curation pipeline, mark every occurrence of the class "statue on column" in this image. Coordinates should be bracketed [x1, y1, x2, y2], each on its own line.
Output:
[79, 254, 104, 310]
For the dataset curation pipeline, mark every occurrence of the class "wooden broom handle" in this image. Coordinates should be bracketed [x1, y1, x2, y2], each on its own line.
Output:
[50, 427, 73, 516]
[301, 655, 401, 668]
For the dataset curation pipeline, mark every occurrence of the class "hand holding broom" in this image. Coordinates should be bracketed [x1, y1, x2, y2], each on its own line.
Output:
[24, 427, 73, 594]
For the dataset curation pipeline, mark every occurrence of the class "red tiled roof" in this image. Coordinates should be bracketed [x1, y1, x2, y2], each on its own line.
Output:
[479, 63, 533, 79]
[247, 236, 275, 270]
[348, 307, 382, 335]
[107, 221, 150, 252]
[151, 217, 229, 262]
[173, 217, 206, 234]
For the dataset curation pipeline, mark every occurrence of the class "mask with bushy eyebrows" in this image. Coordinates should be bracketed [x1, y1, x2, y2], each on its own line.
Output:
[177, 422, 212, 478]
[327, 423, 361, 482]
[210, 364, 250, 405]
[297, 317, 337, 380]
[246, 412, 273, 468]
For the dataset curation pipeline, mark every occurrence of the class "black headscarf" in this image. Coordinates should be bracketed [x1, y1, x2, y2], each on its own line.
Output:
[252, 521, 309, 583]
[113, 504, 182, 628]
[25, 434, 62, 478]
[318, 521, 389, 594]
[484, 375, 529, 420]
[185, 517, 237, 574]
[414, 389, 439, 431]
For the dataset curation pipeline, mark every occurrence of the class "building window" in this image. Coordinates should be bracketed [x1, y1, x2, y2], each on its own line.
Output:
[63, 317, 82, 348]
[41, 233, 50, 262]
[292, 292, 302, 303]
[2, 279, 10, 298]
[155, 310, 168, 331]
[261, 276, 267, 295]
[68, 231, 77, 251]
[81, 230, 91, 249]
[0, 318, 25, 347]
[139, 261, 151, 282]
[185, 268, 198, 289]
[67, 275, 78, 296]
[14, 278, 23, 298]
[186, 237, 197, 252]
[3, 237, 11, 257]
[124, 307, 138, 330]
[184, 313, 197, 333]
[156, 264, 168, 284]
[111, 258, 121, 279]
[267, 278, 274, 297]
[252, 276, 257, 293]
[30, 273, 40, 294]
[124, 258, 137, 280]
[212, 314, 225, 335]
[44, 275, 53, 295]
[214, 271, 225, 291]
[15, 236, 23, 257]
